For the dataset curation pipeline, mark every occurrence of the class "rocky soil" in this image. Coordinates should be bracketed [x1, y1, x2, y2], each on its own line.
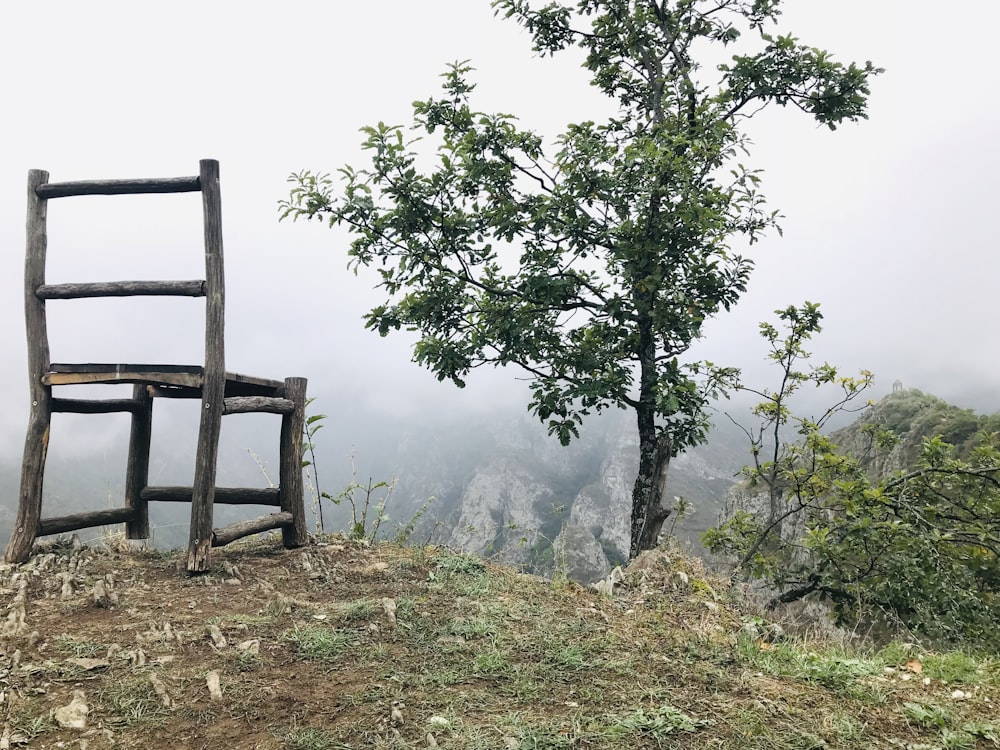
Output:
[0, 536, 996, 749]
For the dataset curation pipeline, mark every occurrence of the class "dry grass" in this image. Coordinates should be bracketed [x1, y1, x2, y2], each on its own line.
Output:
[0, 536, 995, 749]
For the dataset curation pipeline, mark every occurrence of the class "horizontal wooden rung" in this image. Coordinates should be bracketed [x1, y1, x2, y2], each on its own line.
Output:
[38, 507, 135, 536]
[37, 280, 206, 299]
[53, 397, 143, 414]
[212, 513, 294, 547]
[223, 396, 295, 415]
[141, 486, 281, 506]
[36, 176, 200, 199]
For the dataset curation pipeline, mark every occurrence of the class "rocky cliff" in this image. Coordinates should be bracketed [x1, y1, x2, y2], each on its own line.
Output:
[366, 409, 745, 583]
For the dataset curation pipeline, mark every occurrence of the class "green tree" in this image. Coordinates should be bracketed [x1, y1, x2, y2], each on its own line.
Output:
[282, 1, 880, 558]
[707, 304, 1000, 649]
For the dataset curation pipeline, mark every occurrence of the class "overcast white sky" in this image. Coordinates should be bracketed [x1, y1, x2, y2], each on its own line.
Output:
[2, 1, 999, 464]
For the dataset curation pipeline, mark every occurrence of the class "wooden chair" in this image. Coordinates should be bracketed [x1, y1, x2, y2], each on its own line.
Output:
[5, 159, 309, 572]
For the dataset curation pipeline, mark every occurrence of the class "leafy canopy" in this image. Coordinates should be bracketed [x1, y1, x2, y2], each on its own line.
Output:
[282, 0, 879, 457]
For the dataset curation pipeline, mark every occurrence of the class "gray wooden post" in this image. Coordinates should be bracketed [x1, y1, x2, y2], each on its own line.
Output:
[6, 170, 53, 563]
[279, 377, 309, 548]
[125, 384, 153, 539]
[187, 159, 226, 573]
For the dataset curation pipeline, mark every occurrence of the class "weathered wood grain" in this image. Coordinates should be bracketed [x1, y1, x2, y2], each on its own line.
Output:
[187, 159, 226, 573]
[37, 280, 205, 299]
[38, 507, 135, 537]
[125, 384, 153, 539]
[52, 398, 142, 414]
[142, 486, 281, 506]
[211, 512, 293, 547]
[45, 370, 204, 388]
[223, 396, 295, 415]
[6, 170, 53, 563]
[279, 377, 309, 548]
[36, 175, 200, 198]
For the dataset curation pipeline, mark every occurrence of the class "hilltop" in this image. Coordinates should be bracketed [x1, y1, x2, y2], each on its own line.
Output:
[0, 537, 996, 749]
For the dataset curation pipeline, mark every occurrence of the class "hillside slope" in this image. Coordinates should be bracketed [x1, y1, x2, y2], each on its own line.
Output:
[831, 388, 994, 476]
[0, 538, 996, 749]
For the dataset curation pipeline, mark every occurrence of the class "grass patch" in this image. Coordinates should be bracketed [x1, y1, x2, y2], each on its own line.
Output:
[335, 597, 379, 622]
[9, 709, 57, 741]
[736, 634, 887, 700]
[921, 651, 983, 684]
[100, 676, 169, 729]
[208, 613, 274, 629]
[282, 726, 348, 750]
[434, 552, 487, 576]
[54, 634, 106, 658]
[281, 625, 353, 662]
[598, 703, 711, 741]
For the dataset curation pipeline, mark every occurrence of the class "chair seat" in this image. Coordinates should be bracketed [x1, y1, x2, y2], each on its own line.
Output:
[45, 363, 283, 397]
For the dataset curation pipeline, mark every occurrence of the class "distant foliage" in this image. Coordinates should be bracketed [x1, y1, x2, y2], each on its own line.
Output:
[706, 304, 1000, 650]
[864, 389, 984, 459]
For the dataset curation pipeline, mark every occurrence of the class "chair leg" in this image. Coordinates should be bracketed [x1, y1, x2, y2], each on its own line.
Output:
[187, 378, 225, 573]
[5, 393, 52, 563]
[279, 377, 309, 548]
[125, 384, 153, 540]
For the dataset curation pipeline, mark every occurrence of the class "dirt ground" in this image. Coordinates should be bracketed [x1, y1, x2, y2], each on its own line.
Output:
[0, 536, 996, 750]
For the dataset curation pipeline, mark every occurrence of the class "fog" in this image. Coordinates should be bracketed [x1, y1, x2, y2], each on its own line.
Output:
[2, 2, 998, 542]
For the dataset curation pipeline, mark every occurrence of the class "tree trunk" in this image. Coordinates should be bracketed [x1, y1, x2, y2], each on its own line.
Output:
[628, 252, 673, 559]
[629, 417, 673, 558]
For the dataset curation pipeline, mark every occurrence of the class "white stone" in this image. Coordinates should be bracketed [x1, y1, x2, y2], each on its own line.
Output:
[53, 689, 88, 730]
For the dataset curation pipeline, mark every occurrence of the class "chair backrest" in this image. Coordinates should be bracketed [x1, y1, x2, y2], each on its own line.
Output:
[24, 159, 225, 389]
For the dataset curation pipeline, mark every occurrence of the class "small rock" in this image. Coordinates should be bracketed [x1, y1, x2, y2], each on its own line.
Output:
[236, 639, 260, 656]
[93, 579, 118, 608]
[129, 649, 147, 668]
[207, 624, 228, 649]
[428, 716, 450, 729]
[426, 733, 438, 747]
[593, 566, 625, 597]
[382, 598, 397, 627]
[149, 674, 173, 709]
[206, 671, 223, 701]
[53, 689, 89, 729]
